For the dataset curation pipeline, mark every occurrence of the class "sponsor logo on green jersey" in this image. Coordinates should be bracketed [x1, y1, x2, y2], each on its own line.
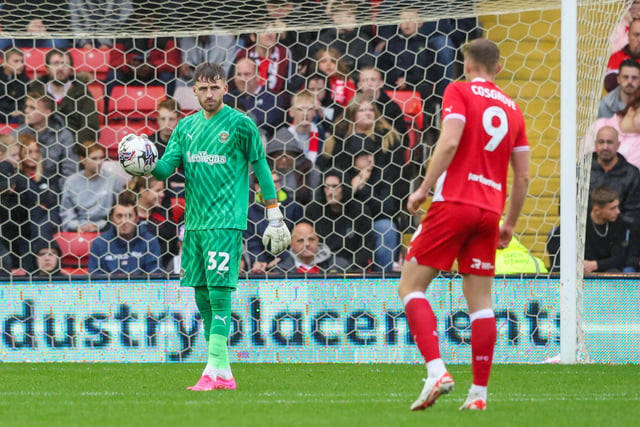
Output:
[186, 151, 227, 165]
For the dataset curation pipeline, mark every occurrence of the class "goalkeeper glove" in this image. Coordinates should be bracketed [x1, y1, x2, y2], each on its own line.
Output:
[262, 204, 291, 255]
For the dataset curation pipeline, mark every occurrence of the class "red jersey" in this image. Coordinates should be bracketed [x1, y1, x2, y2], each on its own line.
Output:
[433, 78, 529, 215]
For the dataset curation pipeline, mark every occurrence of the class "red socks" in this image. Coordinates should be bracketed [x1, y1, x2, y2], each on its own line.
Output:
[470, 311, 496, 387]
[404, 296, 441, 362]
[404, 293, 496, 387]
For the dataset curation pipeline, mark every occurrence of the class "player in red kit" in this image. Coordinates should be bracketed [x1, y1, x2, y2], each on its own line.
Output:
[398, 39, 530, 411]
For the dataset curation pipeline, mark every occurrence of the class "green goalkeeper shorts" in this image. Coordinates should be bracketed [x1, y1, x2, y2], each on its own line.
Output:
[180, 229, 243, 289]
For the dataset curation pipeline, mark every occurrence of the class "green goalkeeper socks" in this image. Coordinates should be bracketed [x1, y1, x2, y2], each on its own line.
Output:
[208, 333, 230, 371]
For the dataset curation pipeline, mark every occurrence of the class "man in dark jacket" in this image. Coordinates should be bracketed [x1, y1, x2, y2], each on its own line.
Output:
[14, 91, 78, 193]
[273, 221, 351, 275]
[589, 125, 640, 225]
[35, 49, 100, 143]
[0, 48, 30, 124]
[89, 191, 162, 276]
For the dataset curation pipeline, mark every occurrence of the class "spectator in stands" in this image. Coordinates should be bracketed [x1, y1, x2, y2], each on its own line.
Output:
[272, 221, 351, 274]
[30, 238, 66, 278]
[273, 89, 327, 165]
[609, 0, 640, 54]
[0, 134, 21, 168]
[305, 169, 374, 272]
[264, 0, 318, 65]
[305, 71, 343, 133]
[321, 91, 408, 175]
[589, 87, 640, 170]
[605, 18, 640, 92]
[376, 8, 448, 101]
[266, 138, 321, 205]
[547, 186, 628, 273]
[224, 57, 286, 139]
[313, 47, 357, 106]
[128, 176, 179, 271]
[89, 190, 162, 276]
[35, 49, 100, 143]
[60, 141, 126, 233]
[311, 0, 374, 75]
[107, 30, 181, 95]
[0, 2, 71, 50]
[178, 28, 239, 86]
[149, 98, 179, 158]
[0, 142, 39, 272]
[322, 92, 410, 266]
[356, 66, 408, 137]
[590, 126, 640, 225]
[345, 148, 405, 272]
[0, 136, 9, 162]
[585, 187, 629, 273]
[149, 98, 185, 204]
[69, 0, 133, 49]
[16, 133, 61, 238]
[234, 23, 293, 95]
[0, 48, 29, 124]
[245, 172, 302, 273]
[14, 91, 78, 193]
[598, 59, 640, 119]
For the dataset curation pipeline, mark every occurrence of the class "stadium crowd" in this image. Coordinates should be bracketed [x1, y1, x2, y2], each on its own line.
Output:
[12, 0, 633, 277]
[545, 6, 640, 274]
[0, 0, 485, 278]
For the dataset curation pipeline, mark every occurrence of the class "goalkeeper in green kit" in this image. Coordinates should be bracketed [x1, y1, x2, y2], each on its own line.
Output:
[137, 62, 290, 391]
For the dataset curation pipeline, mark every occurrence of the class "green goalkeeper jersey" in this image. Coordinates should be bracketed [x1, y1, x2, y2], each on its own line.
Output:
[152, 105, 265, 231]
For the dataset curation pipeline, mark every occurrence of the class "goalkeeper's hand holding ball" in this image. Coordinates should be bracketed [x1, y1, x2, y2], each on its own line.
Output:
[262, 204, 291, 255]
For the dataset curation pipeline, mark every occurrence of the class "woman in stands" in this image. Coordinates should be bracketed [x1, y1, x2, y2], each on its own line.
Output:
[312, 47, 357, 107]
[320, 92, 409, 272]
[16, 132, 61, 240]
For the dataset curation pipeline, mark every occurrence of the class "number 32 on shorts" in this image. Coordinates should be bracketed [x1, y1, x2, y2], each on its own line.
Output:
[207, 251, 230, 272]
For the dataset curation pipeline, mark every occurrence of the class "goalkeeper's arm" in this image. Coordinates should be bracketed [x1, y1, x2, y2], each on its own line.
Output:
[151, 159, 175, 181]
[253, 157, 291, 255]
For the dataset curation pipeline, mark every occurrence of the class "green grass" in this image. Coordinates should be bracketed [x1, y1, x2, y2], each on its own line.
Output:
[0, 364, 638, 427]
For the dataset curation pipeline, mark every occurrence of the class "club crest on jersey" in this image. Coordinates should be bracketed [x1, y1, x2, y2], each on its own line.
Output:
[219, 131, 229, 143]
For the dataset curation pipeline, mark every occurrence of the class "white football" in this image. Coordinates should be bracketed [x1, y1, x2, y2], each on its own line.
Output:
[118, 134, 158, 176]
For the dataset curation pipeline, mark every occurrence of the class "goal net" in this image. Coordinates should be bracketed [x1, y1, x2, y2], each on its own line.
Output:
[0, 0, 633, 363]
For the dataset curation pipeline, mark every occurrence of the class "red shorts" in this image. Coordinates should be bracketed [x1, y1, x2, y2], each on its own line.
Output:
[405, 202, 500, 276]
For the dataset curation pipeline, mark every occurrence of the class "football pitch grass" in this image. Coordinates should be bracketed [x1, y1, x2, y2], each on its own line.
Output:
[1, 364, 638, 427]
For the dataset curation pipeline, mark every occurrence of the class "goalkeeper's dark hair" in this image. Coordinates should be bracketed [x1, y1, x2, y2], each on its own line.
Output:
[193, 62, 227, 84]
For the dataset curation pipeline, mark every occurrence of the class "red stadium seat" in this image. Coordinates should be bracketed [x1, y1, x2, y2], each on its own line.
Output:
[108, 85, 166, 121]
[170, 197, 186, 223]
[0, 123, 18, 134]
[88, 82, 106, 125]
[99, 122, 157, 159]
[54, 232, 99, 269]
[68, 47, 111, 81]
[61, 267, 89, 275]
[21, 47, 51, 79]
